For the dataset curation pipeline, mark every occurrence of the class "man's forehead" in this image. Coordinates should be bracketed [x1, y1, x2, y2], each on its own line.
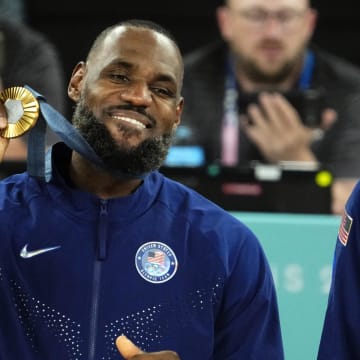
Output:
[103, 25, 173, 52]
[100, 26, 181, 70]
[87, 25, 182, 86]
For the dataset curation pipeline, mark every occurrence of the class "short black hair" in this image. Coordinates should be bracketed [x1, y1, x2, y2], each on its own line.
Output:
[87, 19, 180, 61]
[120, 19, 178, 44]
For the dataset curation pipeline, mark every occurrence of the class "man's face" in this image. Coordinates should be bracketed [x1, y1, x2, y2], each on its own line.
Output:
[69, 26, 183, 175]
[217, 0, 316, 83]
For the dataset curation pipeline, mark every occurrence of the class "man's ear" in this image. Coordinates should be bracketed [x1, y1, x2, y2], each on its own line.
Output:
[68, 61, 86, 102]
[174, 97, 184, 127]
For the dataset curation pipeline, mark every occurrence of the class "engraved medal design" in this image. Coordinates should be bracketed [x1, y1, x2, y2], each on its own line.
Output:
[0, 87, 39, 138]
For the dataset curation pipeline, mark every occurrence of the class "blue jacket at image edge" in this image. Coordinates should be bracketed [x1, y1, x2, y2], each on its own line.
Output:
[318, 178, 360, 359]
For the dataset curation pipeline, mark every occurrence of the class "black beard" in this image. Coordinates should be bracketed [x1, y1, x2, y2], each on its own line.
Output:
[238, 58, 295, 84]
[233, 45, 305, 85]
[71, 100, 174, 177]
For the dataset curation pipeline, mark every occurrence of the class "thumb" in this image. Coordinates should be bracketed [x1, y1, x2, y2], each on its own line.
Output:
[0, 137, 9, 163]
[0, 96, 9, 162]
[321, 108, 337, 130]
[116, 335, 144, 359]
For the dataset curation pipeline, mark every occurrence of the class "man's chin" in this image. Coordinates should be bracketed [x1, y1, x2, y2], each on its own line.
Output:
[110, 126, 146, 144]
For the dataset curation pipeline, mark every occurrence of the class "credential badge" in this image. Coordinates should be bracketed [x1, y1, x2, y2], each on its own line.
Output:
[135, 242, 178, 284]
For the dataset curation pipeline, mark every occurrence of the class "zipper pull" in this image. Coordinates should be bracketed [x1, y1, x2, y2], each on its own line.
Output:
[97, 199, 108, 260]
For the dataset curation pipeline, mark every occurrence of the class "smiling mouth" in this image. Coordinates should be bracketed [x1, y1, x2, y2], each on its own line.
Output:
[111, 115, 147, 130]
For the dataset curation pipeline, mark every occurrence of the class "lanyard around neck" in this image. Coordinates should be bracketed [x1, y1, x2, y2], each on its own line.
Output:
[25, 85, 146, 181]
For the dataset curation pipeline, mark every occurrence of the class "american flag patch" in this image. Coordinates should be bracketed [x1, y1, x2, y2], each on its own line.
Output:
[147, 251, 165, 266]
[338, 210, 353, 246]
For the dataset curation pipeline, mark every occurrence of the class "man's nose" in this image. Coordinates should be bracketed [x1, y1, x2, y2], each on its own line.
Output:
[120, 82, 152, 106]
[261, 17, 283, 36]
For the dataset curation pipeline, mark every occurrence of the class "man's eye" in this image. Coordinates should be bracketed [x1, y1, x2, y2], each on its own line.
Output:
[151, 87, 174, 97]
[111, 74, 129, 82]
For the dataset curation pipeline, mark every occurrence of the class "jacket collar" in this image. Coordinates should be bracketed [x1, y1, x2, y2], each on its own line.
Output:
[45, 142, 164, 221]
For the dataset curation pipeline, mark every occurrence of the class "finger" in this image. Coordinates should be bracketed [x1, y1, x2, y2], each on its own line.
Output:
[116, 335, 144, 359]
[0, 98, 7, 129]
[0, 117, 7, 130]
[246, 103, 270, 131]
[0, 114, 6, 129]
[0, 100, 9, 162]
[0, 137, 9, 163]
[240, 111, 275, 154]
[257, 92, 288, 131]
[266, 93, 302, 133]
[321, 108, 337, 130]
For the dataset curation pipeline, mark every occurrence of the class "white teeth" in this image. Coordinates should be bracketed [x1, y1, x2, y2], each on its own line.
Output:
[112, 115, 146, 129]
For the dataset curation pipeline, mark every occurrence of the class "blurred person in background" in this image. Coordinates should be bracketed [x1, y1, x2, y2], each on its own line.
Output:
[0, 0, 26, 22]
[179, 0, 360, 214]
[0, 14, 66, 160]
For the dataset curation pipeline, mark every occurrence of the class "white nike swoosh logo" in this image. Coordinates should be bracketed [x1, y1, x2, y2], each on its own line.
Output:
[20, 244, 61, 259]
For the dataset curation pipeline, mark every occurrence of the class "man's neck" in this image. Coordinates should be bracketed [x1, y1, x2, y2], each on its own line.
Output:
[235, 60, 305, 93]
[69, 152, 143, 199]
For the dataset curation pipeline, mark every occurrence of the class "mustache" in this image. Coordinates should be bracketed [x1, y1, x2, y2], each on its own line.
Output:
[104, 104, 157, 127]
[258, 39, 283, 47]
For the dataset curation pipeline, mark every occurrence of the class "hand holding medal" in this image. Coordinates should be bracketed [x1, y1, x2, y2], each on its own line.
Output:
[0, 86, 39, 162]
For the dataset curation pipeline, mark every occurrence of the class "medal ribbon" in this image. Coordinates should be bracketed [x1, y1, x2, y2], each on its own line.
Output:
[25, 85, 146, 181]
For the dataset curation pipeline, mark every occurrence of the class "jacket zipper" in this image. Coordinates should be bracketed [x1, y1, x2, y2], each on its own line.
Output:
[88, 199, 108, 359]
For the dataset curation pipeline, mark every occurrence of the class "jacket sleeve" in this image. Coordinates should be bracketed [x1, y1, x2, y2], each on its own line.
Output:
[318, 180, 360, 359]
[214, 225, 284, 359]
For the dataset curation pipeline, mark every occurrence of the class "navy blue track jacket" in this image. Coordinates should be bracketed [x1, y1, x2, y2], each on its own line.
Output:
[0, 143, 283, 359]
[318, 180, 360, 359]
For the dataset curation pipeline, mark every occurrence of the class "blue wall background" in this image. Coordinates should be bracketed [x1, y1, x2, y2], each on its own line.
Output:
[235, 212, 341, 360]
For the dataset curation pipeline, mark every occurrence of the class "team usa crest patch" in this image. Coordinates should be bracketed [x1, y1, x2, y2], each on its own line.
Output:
[135, 242, 178, 284]
[338, 210, 353, 246]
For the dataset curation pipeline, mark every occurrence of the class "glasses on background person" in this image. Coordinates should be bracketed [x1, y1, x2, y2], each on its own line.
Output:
[229, 7, 308, 31]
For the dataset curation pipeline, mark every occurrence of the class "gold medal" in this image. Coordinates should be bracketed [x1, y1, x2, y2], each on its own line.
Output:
[0, 86, 39, 139]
